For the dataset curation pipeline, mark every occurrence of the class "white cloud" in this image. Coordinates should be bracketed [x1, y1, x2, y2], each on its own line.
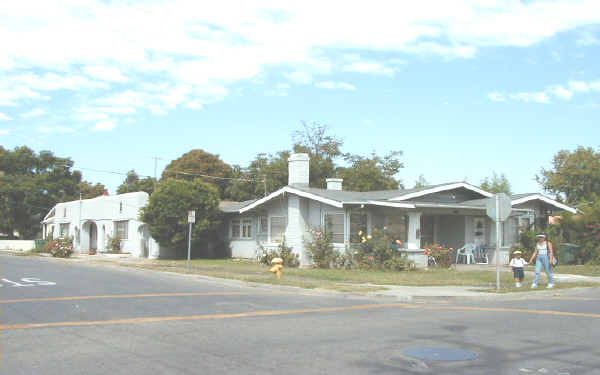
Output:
[83, 66, 128, 83]
[94, 120, 115, 131]
[0, 112, 12, 120]
[568, 80, 589, 92]
[21, 108, 46, 118]
[510, 92, 551, 104]
[548, 85, 573, 100]
[576, 32, 600, 46]
[0, 129, 9, 135]
[487, 92, 505, 102]
[285, 71, 313, 85]
[315, 81, 356, 90]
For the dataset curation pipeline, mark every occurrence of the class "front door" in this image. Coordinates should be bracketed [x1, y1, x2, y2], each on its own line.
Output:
[89, 223, 97, 250]
[420, 215, 434, 248]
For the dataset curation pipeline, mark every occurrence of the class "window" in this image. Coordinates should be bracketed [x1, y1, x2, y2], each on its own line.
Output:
[386, 214, 408, 244]
[59, 223, 70, 238]
[350, 212, 367, 243]
[242, 219, 252, 238]
[325, 212, 344, 243]
[231, 218, 252, 239]
[270, 216, 286, 243]
[119, 202, 123, 214]
[63, 207, 67, 217]
[114, 221, 129, 239]
[258, 216, 268, 234]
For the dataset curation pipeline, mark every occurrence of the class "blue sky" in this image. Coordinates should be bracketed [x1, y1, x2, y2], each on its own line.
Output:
[1, 0, 599, 196]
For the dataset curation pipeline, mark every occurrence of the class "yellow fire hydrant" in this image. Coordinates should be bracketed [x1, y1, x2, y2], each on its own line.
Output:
[269, 257, 284, 279]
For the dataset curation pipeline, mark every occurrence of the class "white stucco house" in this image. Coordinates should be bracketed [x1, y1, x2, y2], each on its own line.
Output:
[42, 191, 168, 258]
[220, 153, 577, 267]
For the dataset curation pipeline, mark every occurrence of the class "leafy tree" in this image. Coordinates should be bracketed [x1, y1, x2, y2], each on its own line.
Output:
[0, 146, 98, 239]
[117, 170, 156, 195]
[537, 146, 600, 206]
[79, 181, 106, 199]
[140, 178, 222, 258]
[337, 151, 404, 191]
[480, 172, 512, 195]
[161, 149, 233, 198]
[414, 174, 429, 188]
[224, 152, 289, 201]
[292, 121, 343, 189]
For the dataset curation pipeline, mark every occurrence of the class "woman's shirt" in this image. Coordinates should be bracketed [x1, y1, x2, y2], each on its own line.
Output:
[537, 241, 549, 256]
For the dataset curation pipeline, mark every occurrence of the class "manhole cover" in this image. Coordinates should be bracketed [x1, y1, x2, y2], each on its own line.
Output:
[404, 347, 478, 361]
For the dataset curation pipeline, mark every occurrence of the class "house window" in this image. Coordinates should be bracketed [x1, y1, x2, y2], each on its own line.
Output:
[386, 214, 408, 244]
[350, 212, 368, 243]
[325, 212, 344, 244]
[63, 207, 67, 217]
[119, 202, 123, 214]
[270, 216, 286, 243]
[231, 218, 252, 239]
[258, 216, 268, 234]
[114, 220, 129, 239]
[242, 219, 252, 238]
[59, 223, 70, 238]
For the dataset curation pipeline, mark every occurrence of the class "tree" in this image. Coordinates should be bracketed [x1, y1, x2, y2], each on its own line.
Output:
[414, 174, 429, 188]
[224, 152, 289, 202]
[79, 181, 106, 199]
[117, 170, 156, 195]
[480, 172, 512, 195]
[537, 146, 600, 206]
[0, 146, 97, 239]
[161, 149, 233, 198]
[337, 151, 404, 191]
[140, 178, 222, 258]
[292, 121, 343, 189]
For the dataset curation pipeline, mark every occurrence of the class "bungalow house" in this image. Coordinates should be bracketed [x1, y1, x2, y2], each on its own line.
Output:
[42, 191, 169, 258]
[220, 153, 577, 267]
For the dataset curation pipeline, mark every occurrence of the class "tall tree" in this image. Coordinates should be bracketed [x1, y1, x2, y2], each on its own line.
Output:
[224, 152, 289, 202]
[0, 146, 96, 239]
[161, 149, 233, 198]
[79, 181, 106, 199]
[117, 170, 156, 195]
[414, 174, 429, 188]
[140, 178, 222, 257]
[537, 146, 600, 206]
[337, 151, 404, 191]
[292, 122, 343, 189]
[480, 172, 512, 195]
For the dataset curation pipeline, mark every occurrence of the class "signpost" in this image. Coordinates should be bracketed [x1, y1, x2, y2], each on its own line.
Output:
[187, 210, 195, 272]
[486, 193, 512, 290]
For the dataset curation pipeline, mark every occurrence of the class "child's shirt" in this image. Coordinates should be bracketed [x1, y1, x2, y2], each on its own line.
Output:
[510, 258, 528, 268]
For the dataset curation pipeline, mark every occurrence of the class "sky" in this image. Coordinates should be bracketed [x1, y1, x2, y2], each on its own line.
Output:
[1, 0, 599, 196]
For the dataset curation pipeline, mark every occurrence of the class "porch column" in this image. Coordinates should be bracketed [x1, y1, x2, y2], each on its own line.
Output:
[406, 212, 422, 250]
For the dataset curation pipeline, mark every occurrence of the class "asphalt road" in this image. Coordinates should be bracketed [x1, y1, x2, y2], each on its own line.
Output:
[1, 254, 599, 375]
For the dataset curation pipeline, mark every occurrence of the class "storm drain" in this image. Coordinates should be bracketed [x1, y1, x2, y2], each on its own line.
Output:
[403, 347, 478, 361]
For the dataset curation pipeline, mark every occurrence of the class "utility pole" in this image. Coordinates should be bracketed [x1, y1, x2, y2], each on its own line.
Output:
[153, 156, 159, 192]
[263, 177, 267, 197]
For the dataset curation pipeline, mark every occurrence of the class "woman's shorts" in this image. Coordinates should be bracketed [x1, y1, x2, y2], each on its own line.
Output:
[513, 268, 524, 280]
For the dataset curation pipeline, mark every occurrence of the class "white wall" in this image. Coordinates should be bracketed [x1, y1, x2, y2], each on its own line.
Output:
[0, 240, 35, 251]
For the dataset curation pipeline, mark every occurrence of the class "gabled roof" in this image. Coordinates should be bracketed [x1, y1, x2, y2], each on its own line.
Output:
[389, 182, 493, 201]
[510, 193, 577, 214]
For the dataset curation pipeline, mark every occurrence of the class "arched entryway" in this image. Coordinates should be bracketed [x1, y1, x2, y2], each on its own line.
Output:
[82, 221, 98, 252]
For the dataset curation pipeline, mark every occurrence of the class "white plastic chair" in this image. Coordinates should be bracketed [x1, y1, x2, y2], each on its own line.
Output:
[455, 243, 476, 264]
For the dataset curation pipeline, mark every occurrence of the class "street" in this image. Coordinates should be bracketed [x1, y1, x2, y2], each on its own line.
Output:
[1, 254, 599, 375]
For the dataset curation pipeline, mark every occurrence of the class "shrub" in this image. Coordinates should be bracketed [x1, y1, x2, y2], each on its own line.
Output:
[304, 227, 337, 268]
[45, 237, 74, 258]
[106, 235, 122, 253]
[257, 238, 299, 267]
[424, 244, 452, 268]
[352, 228, 412, 270]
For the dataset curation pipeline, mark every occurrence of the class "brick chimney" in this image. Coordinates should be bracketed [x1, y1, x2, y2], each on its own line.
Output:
[288, 153, 310, 187]
[326, 178, 343, 191]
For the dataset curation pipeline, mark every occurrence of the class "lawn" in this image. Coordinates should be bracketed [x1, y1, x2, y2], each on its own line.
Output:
[86, 257, 600, 293]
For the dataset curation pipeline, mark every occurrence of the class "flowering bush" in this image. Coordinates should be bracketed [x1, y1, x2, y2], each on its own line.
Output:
[304, 227, 338, 268]
[257, 238, 299, 267]
[424, 244, 453, 268]
[45, 237, 74, 258]
[352, 228, 412, 271]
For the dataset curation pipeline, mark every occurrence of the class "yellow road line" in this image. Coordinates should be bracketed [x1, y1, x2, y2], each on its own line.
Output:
[0, 291, 289, 304]
[2, 302, 600, 331]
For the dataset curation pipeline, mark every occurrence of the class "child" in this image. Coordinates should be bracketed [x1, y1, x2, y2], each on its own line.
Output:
[509, 251, 528, 287]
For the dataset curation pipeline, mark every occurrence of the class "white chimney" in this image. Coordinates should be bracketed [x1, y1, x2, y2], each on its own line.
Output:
[288, 153, 310, 187]
[326, 178, 343, 191]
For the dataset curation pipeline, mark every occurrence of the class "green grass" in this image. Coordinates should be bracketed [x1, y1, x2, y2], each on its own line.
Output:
[553, 264, 600, 277]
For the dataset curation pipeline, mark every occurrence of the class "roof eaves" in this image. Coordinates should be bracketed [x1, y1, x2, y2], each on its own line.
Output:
[389, 182, 493, 201]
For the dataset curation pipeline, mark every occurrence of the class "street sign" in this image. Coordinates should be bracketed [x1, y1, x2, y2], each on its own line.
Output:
[486, 193, 512, 222]
[188, 210, 195, 223]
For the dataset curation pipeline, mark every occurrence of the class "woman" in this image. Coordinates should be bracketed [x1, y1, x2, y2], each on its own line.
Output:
[528, 233, 556, 289]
